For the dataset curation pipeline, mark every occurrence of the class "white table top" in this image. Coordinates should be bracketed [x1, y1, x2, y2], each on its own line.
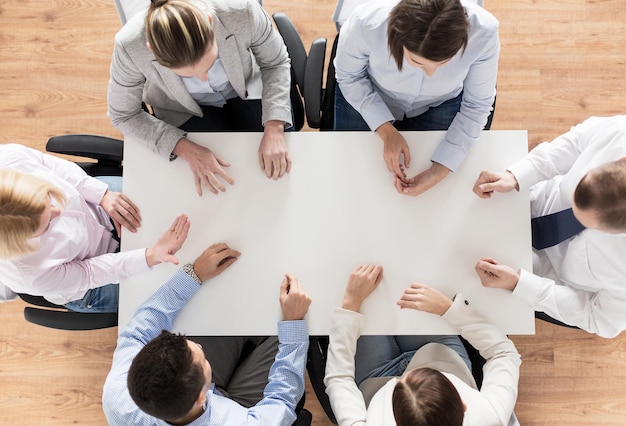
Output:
[121, 130, 533, 335]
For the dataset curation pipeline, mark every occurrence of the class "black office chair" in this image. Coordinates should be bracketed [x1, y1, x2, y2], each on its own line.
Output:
[16, 134, 124, 331]
[272, 12, 327, 130]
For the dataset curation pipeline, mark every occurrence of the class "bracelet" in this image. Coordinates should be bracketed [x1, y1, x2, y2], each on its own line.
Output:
[182, 263, 202, 285]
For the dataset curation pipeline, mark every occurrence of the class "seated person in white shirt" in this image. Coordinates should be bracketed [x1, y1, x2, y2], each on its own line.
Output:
[334, 0, 499, 196]
[472, 115, 626, 338]
[0, 143, 189, 313]
[108, 0, 293, 196]
[103, 242, 312, 425]
[324, 264, 520, 426]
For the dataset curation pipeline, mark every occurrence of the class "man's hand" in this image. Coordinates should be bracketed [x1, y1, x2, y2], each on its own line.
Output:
[394, 162, 450, 197]
[172, 138, 234, 196]
[258, 120, 291, 180]
[280, 274, 312, 321]
[100, 190, 141, 235]
[192, 242, 241, 282]
[145, 214, 191, 267]
[473, 170, 519, 199]
[474, 258, 520, 291]
[342, 264, 384, 312]
[396, 283, 452, 316]
[376, 122, 411, 179]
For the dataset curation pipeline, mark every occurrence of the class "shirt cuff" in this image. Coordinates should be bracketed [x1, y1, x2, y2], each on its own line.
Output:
[512, 268, 543, 306]
[82, 177, 110, 205]
[430, 139, 468, 172]
[277, 320, 309, 343]
[507, 160, 539, 192]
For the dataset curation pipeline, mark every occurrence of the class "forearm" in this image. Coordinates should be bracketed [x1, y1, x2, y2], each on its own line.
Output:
[324, 308, 368, 426]
[27, 249, 150, 304]
[120, 269, 200, 343]
[249, 320, 309, 425]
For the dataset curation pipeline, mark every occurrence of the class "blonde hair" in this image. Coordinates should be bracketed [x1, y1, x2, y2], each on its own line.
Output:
[0, 168, 66, 259]
[146, 0, 215, 68]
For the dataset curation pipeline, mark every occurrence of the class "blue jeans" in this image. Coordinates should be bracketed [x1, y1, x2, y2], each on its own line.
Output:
[63, 175, 123, 314]
[334, 85, 462, 132]
[355, 334, 471, 385]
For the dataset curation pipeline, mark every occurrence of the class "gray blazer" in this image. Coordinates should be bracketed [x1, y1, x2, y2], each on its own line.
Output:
[107, 0, 291, 159]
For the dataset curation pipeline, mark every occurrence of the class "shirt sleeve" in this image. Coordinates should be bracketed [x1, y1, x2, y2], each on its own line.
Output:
[323, 307, 368, 426]
[334, 16, 395, 132]
[247, 0, 293, 128]
[431, 25, 500, 172]
[18, 249, 150, 304]
[107, 31, 187, 159]
[507, 117, 604, 191]
[102, 269, 200, 425]
[443, 295, 521, 426]
[248, 320, 309, 425]
[514, 268, 626, 338]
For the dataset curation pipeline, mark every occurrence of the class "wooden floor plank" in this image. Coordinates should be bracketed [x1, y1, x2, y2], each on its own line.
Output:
[1, 0, 626, 424]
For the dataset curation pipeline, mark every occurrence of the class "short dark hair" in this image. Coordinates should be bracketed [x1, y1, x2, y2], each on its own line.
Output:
[574, 159, 626, 232]
[387, 0, 469, 70]
[392, 368, 464, 426]
[127, 330, 205, 422]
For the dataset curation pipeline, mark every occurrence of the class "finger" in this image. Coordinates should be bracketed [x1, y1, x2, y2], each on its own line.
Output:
[392, 158, 404, 179]
[271, 158, 281, 180]
[258, 151, 265, 172]
[193, 175, 204, 196]
[215, 168, 234, 186]
[285, 274, 300, 291]
[374, 265, 384, 285]
[264, 156, 273, 179]
[206, 173, 226, 193]
[403, 146, 411, 168]
[216, 255, 237, 270]
[215, 154, 232, 168]
[476, 259, 498, 274]
[394, 177, 405, 193]
[280, 275, 290, 295]
[119, 194, 141, 221]
[285, 153, 292, 174]
[278, 155, 287, 179]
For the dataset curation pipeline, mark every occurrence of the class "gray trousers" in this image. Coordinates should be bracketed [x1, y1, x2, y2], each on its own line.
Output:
[188, 336, 279, 408]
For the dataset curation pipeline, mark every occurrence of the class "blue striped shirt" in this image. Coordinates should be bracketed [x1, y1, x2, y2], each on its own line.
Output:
[102, 269, 309, 425]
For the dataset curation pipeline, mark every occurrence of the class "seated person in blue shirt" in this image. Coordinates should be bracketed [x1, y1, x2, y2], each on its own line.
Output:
[334, 0, 499, 196]
[102, 242, 312, 425]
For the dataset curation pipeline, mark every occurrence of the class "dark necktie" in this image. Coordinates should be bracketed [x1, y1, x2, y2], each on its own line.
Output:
[531, 208, 586, 250]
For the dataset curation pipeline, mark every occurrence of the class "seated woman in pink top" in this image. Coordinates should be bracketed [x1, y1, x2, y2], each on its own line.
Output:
[0, 143, 190, 313]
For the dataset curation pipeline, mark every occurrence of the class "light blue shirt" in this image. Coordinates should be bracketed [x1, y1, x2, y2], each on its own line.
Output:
[335, 0, 500, 171]
[102, 269, 309, 425]
[182, 56, 237, 107]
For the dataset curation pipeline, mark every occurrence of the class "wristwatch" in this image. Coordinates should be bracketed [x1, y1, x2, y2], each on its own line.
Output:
[182, 263, 202, 285]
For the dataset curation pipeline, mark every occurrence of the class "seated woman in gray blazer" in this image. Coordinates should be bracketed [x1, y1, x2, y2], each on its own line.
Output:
[108, 0, 293, 196]
[324, 264, 521, 426]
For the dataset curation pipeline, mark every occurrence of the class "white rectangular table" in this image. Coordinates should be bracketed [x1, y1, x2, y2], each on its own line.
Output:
[121, 130, 533, 335]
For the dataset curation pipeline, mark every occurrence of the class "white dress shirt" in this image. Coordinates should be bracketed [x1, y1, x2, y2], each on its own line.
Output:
[0, 144, 150, 305]
[334, 0, 499, 171]
[507, 115, 626, 337]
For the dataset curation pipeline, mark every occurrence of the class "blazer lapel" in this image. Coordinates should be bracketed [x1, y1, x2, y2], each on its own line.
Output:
[151, 60, 202, 115]
[213, 15, 247, 98]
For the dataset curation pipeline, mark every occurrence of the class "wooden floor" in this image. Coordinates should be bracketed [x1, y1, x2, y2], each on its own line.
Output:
[1, 0, 626, 424]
